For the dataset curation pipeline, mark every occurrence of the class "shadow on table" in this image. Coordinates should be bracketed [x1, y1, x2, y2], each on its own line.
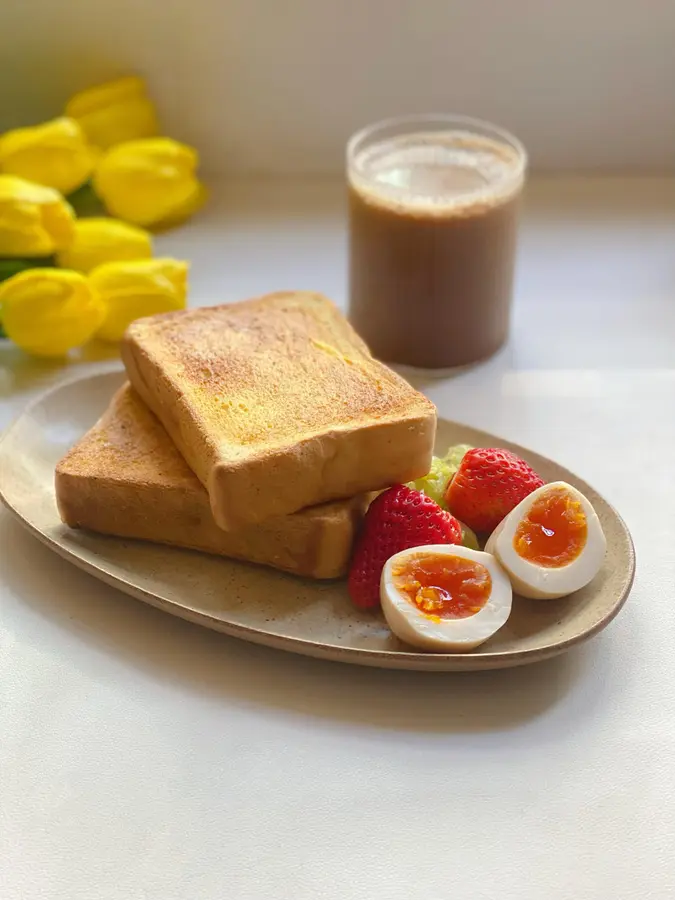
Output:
[3, 515, 601, 736]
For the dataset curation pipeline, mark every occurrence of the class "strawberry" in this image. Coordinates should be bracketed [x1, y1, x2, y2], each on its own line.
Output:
[445, 447, 544, 534]
[348, 485, 462, 609]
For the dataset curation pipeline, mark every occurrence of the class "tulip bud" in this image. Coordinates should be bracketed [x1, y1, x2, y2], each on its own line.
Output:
[65, 76, 159, 150]
[56, 217, 152, 273]
[0, 268, 103, 356]
[89, 257, 188, 342]
[0, 117, 96, 195]
[0, 175, 75, 257]
[93, 138, 205, 229]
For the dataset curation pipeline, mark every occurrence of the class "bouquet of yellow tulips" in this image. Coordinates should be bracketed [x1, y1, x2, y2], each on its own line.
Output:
[0, 76, 204, 357]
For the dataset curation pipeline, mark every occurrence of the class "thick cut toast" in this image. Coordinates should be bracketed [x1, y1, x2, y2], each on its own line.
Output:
[55, 385, 368, 579]
[121, 292, 436, 530]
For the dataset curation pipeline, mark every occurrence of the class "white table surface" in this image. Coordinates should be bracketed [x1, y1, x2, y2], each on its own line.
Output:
[1, 177, 673, 900]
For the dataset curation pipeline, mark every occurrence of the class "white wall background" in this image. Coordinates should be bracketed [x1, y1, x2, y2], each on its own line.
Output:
[1, 0, 674, 175]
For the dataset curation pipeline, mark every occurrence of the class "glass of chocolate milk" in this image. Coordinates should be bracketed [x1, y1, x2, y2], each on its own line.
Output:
[347, 114, 527, 370]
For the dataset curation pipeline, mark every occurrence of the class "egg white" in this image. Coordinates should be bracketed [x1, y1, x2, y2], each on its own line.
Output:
[380, 544, 513, 653]
[488, 481, 607, 600]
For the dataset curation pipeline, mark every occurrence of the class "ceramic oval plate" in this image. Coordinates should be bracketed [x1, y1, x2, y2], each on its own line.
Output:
[0, 369, 634, 671]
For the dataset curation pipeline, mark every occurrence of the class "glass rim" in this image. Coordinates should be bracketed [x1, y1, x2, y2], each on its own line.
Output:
[346, 112, 528, 181]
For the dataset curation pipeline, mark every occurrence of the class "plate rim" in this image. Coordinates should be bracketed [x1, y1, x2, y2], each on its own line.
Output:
[0, 369, 636, 671]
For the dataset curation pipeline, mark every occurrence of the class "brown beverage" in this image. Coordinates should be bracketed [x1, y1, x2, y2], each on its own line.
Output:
[348, 117, 526, 369]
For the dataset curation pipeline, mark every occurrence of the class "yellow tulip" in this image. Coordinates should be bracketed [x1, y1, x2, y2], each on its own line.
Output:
[89, 257, 188, 341]
[0, 268, 104, 357]
[0, 117, 96, 195]
[93, 138, 205, 229]
[65, 76, 159, 150]
[0, 175, 75, 257]
[56, 218, 152, 273]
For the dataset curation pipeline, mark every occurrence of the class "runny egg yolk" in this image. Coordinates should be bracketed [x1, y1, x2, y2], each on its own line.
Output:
[513, 487, 587, 568]
[392, 553, 492, 620]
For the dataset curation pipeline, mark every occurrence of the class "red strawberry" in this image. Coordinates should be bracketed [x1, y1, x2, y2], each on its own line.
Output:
[348, 485, 462, 609]
[445, 447, 544, 533]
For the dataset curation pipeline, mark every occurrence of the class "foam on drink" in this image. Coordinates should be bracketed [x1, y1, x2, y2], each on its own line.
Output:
[351, 131, 523, 214]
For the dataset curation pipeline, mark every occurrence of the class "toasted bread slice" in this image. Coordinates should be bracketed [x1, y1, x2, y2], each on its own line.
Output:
[121, 292, 436, 530]
[55, 385, 368, 579]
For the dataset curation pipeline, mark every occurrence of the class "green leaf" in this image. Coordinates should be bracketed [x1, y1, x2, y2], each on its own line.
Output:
[0, 258, 55, 281]
[67, 181, 105, 217]
[407, 444, 474, 508]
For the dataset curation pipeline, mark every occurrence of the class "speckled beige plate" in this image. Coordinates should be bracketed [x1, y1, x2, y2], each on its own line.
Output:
[0, 369, 634, 671]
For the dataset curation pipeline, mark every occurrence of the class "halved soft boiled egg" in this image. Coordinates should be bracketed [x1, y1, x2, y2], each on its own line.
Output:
[380, 545, 512, 653]
[484, 481, 606, 599]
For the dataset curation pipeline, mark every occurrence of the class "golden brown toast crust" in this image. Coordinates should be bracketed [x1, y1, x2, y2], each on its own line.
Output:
[121, 292, 436, 530]
[55, 385, 368, 579]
